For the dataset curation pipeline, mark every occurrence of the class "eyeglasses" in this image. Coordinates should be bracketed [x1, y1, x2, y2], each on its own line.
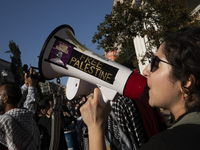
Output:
[150, 55, 178, 72]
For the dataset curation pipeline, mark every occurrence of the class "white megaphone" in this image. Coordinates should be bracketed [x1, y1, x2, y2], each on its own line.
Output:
[38, 24, 147, 104]
[66, 77, 121, 104]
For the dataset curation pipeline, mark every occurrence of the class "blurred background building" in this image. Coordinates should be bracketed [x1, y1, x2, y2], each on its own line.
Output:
[0, 58, 66, 98]
[38, 81, 66, 97]
[0, 58, 15, 84]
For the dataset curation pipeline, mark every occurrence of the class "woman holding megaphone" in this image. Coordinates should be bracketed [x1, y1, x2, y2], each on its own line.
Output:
[80, 26, 200, 150]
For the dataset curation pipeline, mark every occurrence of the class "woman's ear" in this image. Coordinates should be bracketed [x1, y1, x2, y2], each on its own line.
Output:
[186, 74, 196, 89]
[181, 74, 196, 93]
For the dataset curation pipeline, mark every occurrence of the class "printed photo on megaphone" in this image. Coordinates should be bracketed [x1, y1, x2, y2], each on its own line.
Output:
[38, 24, 147, 102]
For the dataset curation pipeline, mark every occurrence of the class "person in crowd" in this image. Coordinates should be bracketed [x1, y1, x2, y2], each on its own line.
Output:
[67, 100, 76, 117]
[61, 104, 77, 127]
[49, 99, 54, 108]
[0, 68, 40, 149]
[38, 98, 51, 117]
[76, 96, 88, 150]
[80, 26, 200, 150]
[37, 98, 68, 150]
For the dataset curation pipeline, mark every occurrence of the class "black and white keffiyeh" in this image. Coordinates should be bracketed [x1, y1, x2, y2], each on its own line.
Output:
[106, 95, 148, 150]
[0, 108, 40, 150]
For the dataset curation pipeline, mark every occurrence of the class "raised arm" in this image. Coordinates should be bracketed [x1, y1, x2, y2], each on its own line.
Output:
[23, 68, 39, 114]
[80, 88, 112, 150]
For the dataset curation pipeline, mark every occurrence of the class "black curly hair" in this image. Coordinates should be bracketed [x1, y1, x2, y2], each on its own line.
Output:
[162, 26, 200, 112]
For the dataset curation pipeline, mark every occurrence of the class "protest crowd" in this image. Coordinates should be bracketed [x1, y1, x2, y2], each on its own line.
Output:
[0, 26, 200, 150]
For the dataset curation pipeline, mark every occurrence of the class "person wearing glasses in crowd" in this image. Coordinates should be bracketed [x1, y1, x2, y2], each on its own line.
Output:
[80, 26, 200, 150]
[0, 68, 40, 150]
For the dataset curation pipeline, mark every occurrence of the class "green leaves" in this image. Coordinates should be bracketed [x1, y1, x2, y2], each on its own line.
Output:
[92, 0, 200, 66]
[6, 41, 24, 85]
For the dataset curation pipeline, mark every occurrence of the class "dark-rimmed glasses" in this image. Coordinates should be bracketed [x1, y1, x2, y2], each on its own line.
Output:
[150, 55, 178, 72]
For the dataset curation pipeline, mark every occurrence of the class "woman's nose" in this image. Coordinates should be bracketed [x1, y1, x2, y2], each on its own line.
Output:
[143, 63, 150, 77]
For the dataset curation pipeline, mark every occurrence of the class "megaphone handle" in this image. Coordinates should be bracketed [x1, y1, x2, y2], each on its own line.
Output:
[99, 91, 110, 106]
[97, 85, 119, 106]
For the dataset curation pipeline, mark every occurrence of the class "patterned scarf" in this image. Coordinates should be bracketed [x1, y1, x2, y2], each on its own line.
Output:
[106, 95, 148, 150]
[0, 108, 40, 150]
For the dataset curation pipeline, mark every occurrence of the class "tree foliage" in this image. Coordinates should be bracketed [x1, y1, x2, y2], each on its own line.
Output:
[5, 41, 24, 85]
[114, 39, 139, 71]
[92, 0, 200, 65]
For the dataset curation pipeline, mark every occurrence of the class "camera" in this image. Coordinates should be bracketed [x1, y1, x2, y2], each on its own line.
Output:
[22, 64, 45, 82]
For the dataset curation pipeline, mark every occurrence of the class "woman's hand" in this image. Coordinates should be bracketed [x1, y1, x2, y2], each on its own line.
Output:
[80, 88, 111, 129]
[80, 88, 111, 150]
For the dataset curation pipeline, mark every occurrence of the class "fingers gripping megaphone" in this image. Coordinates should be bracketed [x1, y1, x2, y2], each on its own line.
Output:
[38, 24, 147, 103]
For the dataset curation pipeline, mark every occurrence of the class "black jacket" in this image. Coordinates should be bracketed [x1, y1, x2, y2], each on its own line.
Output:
[140, 112, 200, 150]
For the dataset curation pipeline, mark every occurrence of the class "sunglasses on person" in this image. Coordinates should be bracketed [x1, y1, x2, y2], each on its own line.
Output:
[150, 54, 178, 72]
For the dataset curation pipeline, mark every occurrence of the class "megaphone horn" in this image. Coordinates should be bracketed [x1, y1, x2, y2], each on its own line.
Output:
[66, 77, 97, 100]
[39, 24, 147, 100]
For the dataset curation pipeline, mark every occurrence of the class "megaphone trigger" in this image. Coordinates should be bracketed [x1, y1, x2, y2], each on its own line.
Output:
[99, 91, 108, 106]
[97, 84, 119, 105]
